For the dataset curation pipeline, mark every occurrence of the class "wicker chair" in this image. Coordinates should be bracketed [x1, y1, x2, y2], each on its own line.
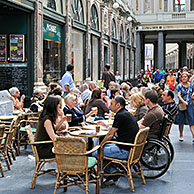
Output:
[0, 118, 17, 170]
[18, 117, 39, 154]
[0, 124, 5, 177]
[100, 127, 149, 192]
[53, 136, 100, 194]
[25, 125, 56, 189]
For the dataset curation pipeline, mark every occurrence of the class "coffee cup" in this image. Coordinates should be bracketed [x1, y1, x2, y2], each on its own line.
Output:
[96, 125, 100, 133]
[66, 114, 72, 122]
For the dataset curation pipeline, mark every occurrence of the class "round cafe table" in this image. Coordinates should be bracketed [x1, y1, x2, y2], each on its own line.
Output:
[82, 125, 108, 131]
[0, 115, 17, 121]
[69, 129, 108, 150]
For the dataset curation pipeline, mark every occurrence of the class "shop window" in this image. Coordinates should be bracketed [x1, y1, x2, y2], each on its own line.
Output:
[71, 0, 84, 24]
[111, 19, 117, 39]
[91, 4, 99, 31]
[43, 40, 61, 85]
[120, 24, 124, 42]
[43, 20, 62, 85]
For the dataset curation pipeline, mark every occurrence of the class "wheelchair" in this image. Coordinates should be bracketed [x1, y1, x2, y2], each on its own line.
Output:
[140, 115, 174, 179]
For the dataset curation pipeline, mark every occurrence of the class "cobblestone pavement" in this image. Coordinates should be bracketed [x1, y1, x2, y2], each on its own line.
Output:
[0, 124, 194, 194]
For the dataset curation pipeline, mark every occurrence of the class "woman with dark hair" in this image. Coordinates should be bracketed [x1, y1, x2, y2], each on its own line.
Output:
[35, 96, 67, 159]
[85, 88, 109, 117]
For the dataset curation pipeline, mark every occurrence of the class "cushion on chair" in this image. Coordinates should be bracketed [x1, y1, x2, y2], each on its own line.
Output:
[1, 134, 6, 145]
[88, 157, 96, 169]
[20, 127, 36, 133]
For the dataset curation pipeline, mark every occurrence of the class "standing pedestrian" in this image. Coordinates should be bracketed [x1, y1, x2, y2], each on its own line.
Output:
[102, 64, 115, 89]
[59, 64, 75, 97]
[174, 72, 194, 142]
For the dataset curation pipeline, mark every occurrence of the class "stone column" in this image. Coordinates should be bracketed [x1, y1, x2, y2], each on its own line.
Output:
[33, 0, 47, 92]
[65, 0, 72, 65]
[100, 3, 105, 75]
[153, 41, 158, 70]
[158, 31, 165, 69]
[178, 42, 187, 68]
[136, 31, 141, 73]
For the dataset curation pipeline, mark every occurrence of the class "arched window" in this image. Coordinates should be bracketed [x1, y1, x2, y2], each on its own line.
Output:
[111, 19, 117, 39]
[71, 0, 84, 23]
[127, 29, 130, 45]
[120, 24, 124, 42]
[47, 0, 56, 11]
[91, 4, 99, 31]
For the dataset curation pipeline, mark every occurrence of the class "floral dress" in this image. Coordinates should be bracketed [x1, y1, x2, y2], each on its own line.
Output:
[174, 83, 194, 125]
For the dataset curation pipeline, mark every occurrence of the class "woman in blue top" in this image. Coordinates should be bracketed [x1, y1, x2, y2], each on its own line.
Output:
[174, 72, 194, 142]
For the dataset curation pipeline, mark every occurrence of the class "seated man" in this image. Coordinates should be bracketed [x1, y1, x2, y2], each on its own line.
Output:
[93, 96, 138, 181]
[161, 90, 178, 120]
[138, 90, 164, 139]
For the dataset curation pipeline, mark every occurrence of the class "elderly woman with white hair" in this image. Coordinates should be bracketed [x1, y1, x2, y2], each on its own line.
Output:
[9, 87, 25, 111]
[63, 93, 97, 126]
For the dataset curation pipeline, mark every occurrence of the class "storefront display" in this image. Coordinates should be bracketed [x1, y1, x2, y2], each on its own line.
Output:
[0, 34, 7, 62]
[43, 20, 62, 85]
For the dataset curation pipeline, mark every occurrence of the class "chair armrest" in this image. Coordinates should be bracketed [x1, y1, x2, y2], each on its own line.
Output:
[0, 137, 4, 140]
[101, 141, 146, 148]
[68, 126, 82, 130]
[86, 145, 101, 155]
[30, 140, 53, 145]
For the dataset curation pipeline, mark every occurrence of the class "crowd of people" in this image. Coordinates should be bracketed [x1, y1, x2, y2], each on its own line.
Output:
[7, 64, 194, 182]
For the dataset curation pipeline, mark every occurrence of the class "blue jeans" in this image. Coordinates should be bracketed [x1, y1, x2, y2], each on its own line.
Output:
[92, 143, 129, 174]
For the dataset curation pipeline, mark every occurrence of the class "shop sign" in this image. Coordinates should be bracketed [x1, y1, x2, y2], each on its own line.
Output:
[10, 34, 25, 62]
[43, 20, 62, 42]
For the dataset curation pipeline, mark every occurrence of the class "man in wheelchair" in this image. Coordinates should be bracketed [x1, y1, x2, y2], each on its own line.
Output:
[161, 89, 178, 121]
[138, 90, 164, 139]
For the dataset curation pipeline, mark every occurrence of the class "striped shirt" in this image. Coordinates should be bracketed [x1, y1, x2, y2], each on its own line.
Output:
[162, 101, 178, 120]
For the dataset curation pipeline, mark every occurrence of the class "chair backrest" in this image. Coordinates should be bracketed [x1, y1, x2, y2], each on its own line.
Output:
[25, 125, 40, 162]
[25, 125, 35, 143]
[0, 124, 5, 145]
[53, 136, 87, 174]
[129, 127, 149, 164]
[159, 115, 172, 139]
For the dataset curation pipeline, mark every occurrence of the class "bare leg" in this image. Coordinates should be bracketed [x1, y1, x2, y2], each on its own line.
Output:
[179, 125, 184, 140]
[189, 125, 194, 139]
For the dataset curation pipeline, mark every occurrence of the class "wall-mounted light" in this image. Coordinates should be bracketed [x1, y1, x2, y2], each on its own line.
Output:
[113, 1, 119, 9]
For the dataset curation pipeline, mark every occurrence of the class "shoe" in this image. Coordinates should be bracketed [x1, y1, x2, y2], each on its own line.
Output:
[179, 137, 184, 142]
[103, 175, 120, 183]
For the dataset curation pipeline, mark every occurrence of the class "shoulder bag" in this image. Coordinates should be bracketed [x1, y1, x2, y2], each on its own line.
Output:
[178, 84, 190, 111]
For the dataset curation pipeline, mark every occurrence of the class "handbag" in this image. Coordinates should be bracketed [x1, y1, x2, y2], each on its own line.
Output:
[178, 84, 190, 111]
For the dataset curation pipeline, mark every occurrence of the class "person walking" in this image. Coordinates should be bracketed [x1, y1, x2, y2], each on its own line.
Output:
[166, 70, 176, 91]
[102, 64, 115, 89]
[174, 72, 194, 142]
[59, 64, 75, 97]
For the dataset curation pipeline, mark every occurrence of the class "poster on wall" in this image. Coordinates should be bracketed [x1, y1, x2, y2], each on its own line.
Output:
[10, 34, 25, 62]
[0, 34, 7, 62]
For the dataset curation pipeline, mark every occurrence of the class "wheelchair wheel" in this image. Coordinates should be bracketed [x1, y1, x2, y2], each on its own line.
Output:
[161, 136, 174, 162]
[140, 139, 171, 179]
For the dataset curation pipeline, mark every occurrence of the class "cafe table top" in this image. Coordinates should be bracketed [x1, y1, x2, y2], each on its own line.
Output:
[82, 125, 108, 131]
[0, 115, 17, 120]
[69, 130, 108, 138]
